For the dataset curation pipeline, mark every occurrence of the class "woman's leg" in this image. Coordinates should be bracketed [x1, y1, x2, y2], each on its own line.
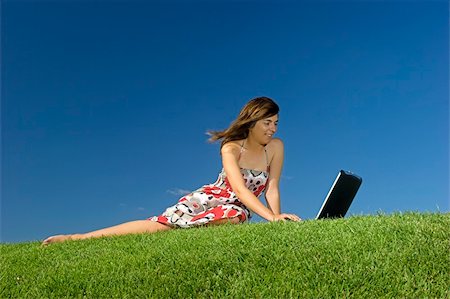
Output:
[42, 220, 172, 245]
[207, 217, 241, 226]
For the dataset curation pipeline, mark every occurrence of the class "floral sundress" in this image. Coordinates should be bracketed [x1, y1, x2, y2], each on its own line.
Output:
[149, 142, 269, 228]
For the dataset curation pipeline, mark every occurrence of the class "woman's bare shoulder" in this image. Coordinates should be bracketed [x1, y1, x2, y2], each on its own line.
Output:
[221, 140, 243, 155]
[267, 137, 284, 151]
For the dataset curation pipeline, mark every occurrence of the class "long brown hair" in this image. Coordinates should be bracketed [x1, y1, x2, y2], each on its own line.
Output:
[207, 96, 279, 148]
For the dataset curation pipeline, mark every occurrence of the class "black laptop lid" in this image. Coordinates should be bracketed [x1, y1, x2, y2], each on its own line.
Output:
[315, 170, 362, 219]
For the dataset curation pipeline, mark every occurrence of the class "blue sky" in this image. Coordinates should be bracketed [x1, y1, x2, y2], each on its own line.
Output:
[1, 0, 448, 243]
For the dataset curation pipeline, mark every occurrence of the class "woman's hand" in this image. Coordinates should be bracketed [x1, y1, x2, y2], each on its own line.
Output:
[271, 213, 302, 222]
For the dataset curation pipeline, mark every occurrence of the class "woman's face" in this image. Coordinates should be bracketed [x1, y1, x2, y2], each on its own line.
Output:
[249, 114, 279, 145]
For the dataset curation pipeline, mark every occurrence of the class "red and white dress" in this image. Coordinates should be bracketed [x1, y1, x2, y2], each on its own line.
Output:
[149, 142, 269, 228]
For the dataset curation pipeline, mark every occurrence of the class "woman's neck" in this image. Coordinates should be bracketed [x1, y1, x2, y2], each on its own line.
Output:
[243, 137, 265, 153]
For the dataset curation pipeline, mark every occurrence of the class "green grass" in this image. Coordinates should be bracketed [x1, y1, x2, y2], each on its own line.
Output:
[1, 212, 449, 298]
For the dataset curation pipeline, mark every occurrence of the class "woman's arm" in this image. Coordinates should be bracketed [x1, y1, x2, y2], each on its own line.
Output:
[221, 143, 275, 221]
[265, 138, 284, 215]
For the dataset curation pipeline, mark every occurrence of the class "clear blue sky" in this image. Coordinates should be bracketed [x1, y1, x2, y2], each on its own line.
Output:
[1, 1, 448, 243]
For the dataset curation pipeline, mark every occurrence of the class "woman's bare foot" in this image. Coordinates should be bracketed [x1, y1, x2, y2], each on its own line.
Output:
[41, 234, 80, 245]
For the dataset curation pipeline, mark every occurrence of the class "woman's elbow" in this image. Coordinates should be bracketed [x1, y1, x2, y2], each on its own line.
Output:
[265, 189, 279, 200]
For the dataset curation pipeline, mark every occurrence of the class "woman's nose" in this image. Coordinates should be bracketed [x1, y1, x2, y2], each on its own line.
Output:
[269, 123, 277, 132]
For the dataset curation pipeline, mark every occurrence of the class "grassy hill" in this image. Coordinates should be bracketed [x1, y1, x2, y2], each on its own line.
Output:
[1, 212, 449, 298]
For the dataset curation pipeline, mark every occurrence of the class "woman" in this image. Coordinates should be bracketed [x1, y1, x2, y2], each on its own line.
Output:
[42, 97, 301, 245]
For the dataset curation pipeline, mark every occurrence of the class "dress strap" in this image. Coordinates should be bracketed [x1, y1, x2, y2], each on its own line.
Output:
[264, 147, 270, 172]
[238, 140, 245, 161]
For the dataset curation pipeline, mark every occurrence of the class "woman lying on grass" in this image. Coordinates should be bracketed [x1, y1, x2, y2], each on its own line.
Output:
[42, 96, 301, 245]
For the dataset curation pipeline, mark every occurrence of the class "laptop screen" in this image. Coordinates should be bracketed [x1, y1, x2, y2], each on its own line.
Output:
[315, 170, 362, 219]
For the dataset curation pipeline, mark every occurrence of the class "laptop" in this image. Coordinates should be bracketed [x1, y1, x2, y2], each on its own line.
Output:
[315, 170, 362, 219]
